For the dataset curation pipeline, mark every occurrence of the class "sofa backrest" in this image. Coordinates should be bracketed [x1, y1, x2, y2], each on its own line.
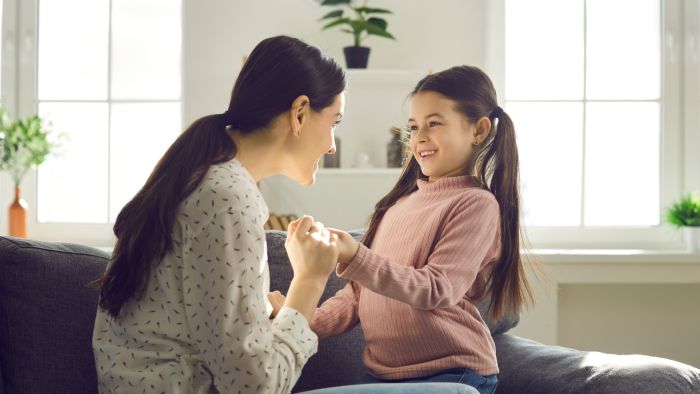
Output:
[0, 236, 109, 394]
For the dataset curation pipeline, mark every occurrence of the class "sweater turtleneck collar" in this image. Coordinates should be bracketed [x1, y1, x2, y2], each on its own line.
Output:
[416, 175, 480, 193]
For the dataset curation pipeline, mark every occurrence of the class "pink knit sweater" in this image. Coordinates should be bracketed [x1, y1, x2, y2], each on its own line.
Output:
[310, 175, 502, 379]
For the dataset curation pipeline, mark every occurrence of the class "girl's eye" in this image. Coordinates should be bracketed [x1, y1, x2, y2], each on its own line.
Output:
[408, 125, 419, 132]
[333, 120, 341, 127]
[428, 120, 441, 127]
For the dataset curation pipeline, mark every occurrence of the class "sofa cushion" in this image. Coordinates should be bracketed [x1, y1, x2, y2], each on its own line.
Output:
[0, 236, 108, 394]
[494, 333, 700, 394]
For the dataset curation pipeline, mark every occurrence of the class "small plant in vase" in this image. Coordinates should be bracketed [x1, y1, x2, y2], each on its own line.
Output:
[0, 108, 60, 238]
[666, 193, 700, 252]
[318, 0, 396, 69]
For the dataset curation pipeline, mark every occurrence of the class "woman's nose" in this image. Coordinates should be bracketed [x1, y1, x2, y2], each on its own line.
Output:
[327, 140, 337, 154]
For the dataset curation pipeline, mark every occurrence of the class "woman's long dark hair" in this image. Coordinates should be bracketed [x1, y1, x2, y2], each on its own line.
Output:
[92, 36, 346, 318]
[363, 65, 533, 320]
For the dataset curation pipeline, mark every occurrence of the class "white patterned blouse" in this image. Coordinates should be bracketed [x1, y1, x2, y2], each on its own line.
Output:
[93, 158, 317, 394]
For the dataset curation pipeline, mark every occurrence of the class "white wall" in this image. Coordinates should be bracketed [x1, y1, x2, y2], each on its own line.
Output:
[183, 0, 488, 124]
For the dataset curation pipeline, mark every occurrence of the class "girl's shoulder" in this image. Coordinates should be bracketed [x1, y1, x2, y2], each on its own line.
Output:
[451, 187, 499, 214]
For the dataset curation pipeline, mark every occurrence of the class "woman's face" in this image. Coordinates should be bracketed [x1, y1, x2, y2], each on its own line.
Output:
[289, 92, 345, 185]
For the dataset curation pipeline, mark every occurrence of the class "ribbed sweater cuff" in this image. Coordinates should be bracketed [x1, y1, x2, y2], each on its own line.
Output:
[336, 242, 369, 280]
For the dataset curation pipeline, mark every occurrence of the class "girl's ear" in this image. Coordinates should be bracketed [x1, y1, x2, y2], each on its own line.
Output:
[474, 116, 492, 145]
[289, 95, 310, 137]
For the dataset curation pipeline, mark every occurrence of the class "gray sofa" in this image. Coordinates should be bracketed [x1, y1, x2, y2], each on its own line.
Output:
[0, 232, 699, 394]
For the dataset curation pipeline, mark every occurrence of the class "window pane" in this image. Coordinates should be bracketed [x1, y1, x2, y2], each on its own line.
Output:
[111, 0, 182, 100]
[507, 102, 584, 226]
[0, 0, 3, 96]
[109, 103, 181, 221]
[37, 103, 109, 223]
[505, 0, 584, 100]
[586, 0, 660, 99]
[38, 0, 109, 100]
[584, 102, 660, 226]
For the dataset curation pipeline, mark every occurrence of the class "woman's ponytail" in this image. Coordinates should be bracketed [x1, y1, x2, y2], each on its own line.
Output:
[92, 113, 236, 318]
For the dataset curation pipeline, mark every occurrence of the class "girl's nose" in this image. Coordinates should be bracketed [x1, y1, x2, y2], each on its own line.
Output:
[414, 127, 428, 142]
[327, 141, 337, 154]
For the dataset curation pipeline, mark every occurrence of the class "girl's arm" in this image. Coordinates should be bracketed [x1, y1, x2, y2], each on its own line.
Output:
[309, 280, 361, 339]
[334, 193, 500, 310]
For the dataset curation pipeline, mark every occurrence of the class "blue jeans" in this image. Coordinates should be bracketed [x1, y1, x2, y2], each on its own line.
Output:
[357, 368, 498, 394]
[300, 382, 478, 394]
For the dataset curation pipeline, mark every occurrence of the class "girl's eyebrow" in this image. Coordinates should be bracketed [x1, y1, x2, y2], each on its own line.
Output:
[408, 113, 445, 122]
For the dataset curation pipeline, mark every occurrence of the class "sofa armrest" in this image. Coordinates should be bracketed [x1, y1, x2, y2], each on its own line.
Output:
[494, 334, 700, 394]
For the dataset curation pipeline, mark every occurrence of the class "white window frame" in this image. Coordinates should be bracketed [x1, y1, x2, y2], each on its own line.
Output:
[485, 0, 700, 250]
[0, 0, 183, 246]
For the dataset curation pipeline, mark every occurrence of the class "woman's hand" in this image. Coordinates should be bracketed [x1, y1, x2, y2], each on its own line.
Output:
[284, 215, 338, 282]
[283, 215, 339, 321]
[268, 290, 286, 319]
[328, 228, 360, 264]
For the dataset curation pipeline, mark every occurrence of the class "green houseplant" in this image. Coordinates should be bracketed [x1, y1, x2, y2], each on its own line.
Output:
[666, 192, 700, 252]
[0, 108, 60, 237]
[318, 0, 396, 68]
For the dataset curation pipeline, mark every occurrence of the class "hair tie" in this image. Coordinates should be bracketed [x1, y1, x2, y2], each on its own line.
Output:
[490, 106, 503, 119]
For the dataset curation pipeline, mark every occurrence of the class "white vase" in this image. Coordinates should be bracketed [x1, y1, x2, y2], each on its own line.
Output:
[683, 226, 700, 253]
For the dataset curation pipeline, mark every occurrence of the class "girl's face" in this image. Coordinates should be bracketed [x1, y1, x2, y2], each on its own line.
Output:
[290, 93, 344, 185]
[408, 91, 484, 182]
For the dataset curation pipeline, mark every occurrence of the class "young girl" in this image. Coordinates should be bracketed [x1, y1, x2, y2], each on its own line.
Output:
[307, 65, 533, 394]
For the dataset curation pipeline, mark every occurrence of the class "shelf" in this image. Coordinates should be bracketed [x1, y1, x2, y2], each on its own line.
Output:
[344, 69, 429, 85]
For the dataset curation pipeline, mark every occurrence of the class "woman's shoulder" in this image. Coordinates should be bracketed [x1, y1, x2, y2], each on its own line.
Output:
[177, 160, 264, 232]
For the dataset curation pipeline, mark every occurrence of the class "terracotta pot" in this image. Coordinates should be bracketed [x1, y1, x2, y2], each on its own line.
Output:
[9, 186, 28, 238]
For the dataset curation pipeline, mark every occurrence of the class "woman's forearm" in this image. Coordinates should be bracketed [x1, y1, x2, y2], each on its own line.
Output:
[284, 276, 328, 322]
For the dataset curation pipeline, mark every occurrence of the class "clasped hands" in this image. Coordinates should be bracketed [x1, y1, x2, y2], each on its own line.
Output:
[269, 215, 359, 319]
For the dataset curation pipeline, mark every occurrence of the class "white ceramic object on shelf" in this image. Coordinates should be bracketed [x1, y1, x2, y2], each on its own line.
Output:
[683, 226, 700, 253]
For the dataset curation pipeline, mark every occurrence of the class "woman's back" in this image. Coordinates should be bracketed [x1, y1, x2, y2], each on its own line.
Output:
[93, 159, 316, 393]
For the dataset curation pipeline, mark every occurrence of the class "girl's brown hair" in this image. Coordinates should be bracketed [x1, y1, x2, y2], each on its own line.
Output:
[91, 36, 346, 318]
[362, 65, 533, 320]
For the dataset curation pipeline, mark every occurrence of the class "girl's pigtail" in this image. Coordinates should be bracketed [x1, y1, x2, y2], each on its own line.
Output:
[481, 109, 534, 321]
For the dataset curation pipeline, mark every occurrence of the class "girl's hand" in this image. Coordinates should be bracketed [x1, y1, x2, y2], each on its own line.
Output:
[268, 290, 286, 319]
[285, 215, 339, 282]
[328, 228, 360, 264]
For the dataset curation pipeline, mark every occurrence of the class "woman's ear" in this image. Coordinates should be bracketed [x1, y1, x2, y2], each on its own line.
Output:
[289, 95, 310, 137]
[474, 116, 492, 145]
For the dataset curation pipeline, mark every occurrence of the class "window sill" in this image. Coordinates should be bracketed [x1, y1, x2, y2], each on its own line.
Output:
[531, 249, 700, 264]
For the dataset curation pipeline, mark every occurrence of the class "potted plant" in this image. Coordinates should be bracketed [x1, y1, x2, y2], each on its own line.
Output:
[666, 192, 700, 252]
[318, 0, 396, 69]
[0, 108, 60, 238]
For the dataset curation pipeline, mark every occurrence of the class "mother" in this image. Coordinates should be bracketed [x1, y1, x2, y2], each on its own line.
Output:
[91, 35, 474, 394]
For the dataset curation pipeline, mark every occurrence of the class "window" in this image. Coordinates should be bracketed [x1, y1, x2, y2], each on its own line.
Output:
[498, 0, 694, 248]
[4, 0, 182, 245]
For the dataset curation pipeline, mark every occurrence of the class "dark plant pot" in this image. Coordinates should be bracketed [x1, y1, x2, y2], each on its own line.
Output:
[343, 46, 371, 69]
